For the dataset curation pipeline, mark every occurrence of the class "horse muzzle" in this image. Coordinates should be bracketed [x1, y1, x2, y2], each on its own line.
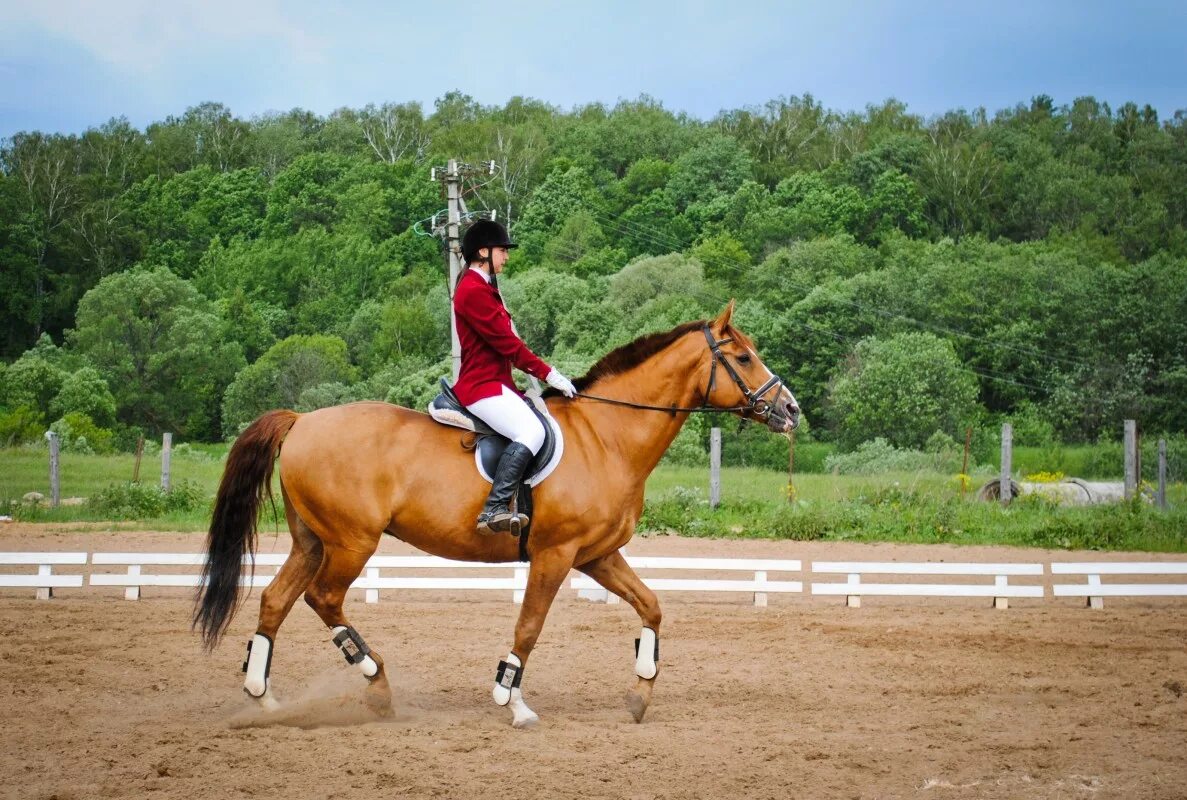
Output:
[764, 398, 801, 434]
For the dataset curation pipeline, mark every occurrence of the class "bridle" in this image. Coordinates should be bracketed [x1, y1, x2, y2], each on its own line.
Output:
[573, 324, 788, 423]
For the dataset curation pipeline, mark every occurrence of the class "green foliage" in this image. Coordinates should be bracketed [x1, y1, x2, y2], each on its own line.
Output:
[607, 252, 704, 314]
[69, 267, 244, 439]
[0, 406, 45, 447]
[667, 135, 755, 210]
[50, 367, 117, 426]
[221, 334, 356, 437]
[49, 412, 115, 454]
[3, 93, 1187, 448]
[827, 332, 980, 450]
[823, 436, 965, 475]
[384, 356, 452, 412]
[1, 355, 64, 418]
[87, 479, 207, 518]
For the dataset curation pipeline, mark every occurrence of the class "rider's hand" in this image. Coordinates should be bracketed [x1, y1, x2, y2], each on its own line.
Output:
[545, 368, 576, 398]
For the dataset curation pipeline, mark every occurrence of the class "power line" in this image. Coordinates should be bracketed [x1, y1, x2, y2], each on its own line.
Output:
[578, 206, 1098, 372]
[524, 224, 1053, 394]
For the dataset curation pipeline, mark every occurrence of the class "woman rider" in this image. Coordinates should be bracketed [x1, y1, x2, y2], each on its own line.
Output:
[452, 219, 576, 535]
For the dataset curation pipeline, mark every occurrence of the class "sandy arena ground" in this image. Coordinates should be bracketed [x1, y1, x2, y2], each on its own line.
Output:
[1, 524, 1186, 800]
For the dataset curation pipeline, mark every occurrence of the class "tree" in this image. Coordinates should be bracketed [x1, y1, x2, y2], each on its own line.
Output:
[667, 135, 755, 210]
[1, 132, 80, 339]
[0, 355, 64, 419]
[514, 165, 603, 258]
[826, 332, 980, 450]
[607, 253, 705, 315]
[221, 335, 356, 437]
[50, 366, 117, 426]
[69, 267, 244, 438]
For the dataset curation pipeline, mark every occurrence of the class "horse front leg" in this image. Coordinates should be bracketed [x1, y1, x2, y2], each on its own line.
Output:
[577, 549, 662, 722]
[495, 545, 576, 728]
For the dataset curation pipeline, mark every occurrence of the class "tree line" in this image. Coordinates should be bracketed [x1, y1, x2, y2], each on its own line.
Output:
[2, 92, 1185, 457]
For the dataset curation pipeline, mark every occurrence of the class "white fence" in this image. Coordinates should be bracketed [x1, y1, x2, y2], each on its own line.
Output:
[0, 552, 87, 599]
[1051, 562, 1187, 609]
[4, 552, 1187, 609]
[569, 557, 802, 607]
[811, 562, 1045, 609]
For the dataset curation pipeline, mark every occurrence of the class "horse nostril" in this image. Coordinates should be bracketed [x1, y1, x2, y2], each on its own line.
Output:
[785, 402, 800, 418]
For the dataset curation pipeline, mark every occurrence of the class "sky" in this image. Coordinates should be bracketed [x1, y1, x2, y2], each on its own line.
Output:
[1, 0, 1185, 138]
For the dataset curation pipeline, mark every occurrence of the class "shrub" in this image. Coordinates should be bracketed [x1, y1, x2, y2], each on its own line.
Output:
[0, 406, 45, 447]
[87, 479, 207, 519]
[826, 332, 979, 450]
[49, 412, 115, 454]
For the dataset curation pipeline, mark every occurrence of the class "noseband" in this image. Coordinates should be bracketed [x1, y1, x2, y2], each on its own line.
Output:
[572, 325, 788, 421]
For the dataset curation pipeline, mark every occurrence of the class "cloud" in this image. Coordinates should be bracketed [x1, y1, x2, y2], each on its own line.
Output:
[0, 0, 326, 71]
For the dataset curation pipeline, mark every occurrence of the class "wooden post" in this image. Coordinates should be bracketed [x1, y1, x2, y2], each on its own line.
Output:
[709, 428, 721, 510]
[1124, 420, 1137, 500]
[161, 433, 172, 491]
[961, 426, 972, 500]
[1157, 439, 1168, 509]
[47, 432, 60, 509]
[132, 436, 145, 483]
[786, 429, 796, 504]
[1000, 423, 1012, 506]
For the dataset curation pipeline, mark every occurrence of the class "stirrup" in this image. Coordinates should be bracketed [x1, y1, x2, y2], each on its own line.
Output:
[477, 509, 530, 536]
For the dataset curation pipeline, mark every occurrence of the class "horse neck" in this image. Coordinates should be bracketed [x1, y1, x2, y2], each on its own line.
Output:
[575, 342, 707, 479]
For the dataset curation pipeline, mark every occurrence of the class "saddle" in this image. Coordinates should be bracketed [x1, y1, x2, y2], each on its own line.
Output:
[427, 379, 563, 486]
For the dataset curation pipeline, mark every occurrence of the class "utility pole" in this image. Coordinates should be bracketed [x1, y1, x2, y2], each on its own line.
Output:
[431, 159, 496, 381]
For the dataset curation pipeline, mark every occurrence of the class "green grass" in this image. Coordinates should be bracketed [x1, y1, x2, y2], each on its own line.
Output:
[2, 447, 1184, 550]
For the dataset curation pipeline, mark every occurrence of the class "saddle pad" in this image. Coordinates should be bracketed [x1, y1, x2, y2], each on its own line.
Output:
[474, 411, 564, 487]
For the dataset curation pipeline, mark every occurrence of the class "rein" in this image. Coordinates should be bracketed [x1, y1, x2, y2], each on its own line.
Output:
[571, 325, 786, 419]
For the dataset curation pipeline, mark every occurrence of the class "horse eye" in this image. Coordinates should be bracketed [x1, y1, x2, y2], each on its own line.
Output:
[736, 354, 752, 365]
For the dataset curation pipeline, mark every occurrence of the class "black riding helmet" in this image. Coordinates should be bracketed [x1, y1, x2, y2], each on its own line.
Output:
[462, 219, 517, 264]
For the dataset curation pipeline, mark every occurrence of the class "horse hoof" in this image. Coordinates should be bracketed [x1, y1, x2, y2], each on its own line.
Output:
[512, 712, 539, 729]
[625, 690, 648, 723]
[363, 673, 394, 716]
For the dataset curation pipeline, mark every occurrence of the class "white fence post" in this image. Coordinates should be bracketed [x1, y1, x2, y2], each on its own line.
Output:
[47, 431, 61, 509]
[1000, 423, 1013, 506]
[1123, 420, 1137, 500]
[709, 427, 721, 509]
[161, 433, 172, 491]
[1156, 438, 1167, 509]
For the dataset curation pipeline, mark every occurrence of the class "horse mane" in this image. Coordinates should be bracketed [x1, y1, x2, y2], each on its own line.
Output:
[567, 320, 707, 393]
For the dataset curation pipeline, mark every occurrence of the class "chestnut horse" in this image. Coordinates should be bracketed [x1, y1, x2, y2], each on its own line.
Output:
[194, 302, 799, 727]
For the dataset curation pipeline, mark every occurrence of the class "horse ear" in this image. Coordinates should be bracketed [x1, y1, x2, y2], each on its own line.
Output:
[713, 299, 736, 331]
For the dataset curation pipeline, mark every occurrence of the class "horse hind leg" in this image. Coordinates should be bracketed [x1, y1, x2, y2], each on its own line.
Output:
[304, 543, 393, 716]
[577, 550, 662, 723]
[242, 502, 324, 710]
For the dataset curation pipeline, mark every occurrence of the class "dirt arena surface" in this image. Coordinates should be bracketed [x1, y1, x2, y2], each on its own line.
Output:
[2, 525, 1186, 800]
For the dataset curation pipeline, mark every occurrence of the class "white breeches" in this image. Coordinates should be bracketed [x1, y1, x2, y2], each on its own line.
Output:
[466, 386, 546, 455]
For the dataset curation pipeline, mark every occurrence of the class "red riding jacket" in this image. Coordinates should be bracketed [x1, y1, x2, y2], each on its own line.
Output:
[452, 267, 551, 406]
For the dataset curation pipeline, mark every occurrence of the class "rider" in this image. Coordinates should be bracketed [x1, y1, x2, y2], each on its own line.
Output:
[453, 219, 576, 535]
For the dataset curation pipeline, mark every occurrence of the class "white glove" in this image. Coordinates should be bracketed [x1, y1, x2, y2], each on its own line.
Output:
[545, 367, 576, 398]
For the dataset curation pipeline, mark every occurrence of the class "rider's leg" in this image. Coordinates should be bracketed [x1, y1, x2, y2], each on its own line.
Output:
[465, 388, 546, 535]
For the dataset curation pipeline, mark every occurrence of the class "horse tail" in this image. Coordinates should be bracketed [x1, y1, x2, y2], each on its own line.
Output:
[193, 409, 300, 651]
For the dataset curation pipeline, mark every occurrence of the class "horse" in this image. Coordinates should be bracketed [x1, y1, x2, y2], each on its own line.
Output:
[193, 301, 800, 727]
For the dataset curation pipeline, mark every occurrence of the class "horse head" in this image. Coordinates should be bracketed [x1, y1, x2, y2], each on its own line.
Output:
[701, 300, 801, 435]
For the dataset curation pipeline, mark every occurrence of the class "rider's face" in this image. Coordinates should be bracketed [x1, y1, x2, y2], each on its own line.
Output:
[488, 246, 510, 273]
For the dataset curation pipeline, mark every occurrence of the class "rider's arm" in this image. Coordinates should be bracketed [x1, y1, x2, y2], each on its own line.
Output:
[456, 282, 552, 381]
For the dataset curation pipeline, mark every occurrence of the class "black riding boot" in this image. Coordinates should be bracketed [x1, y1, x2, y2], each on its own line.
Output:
[476, 442, 534, 535]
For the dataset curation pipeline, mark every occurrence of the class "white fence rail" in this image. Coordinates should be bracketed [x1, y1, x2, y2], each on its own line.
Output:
[0, 552, 87, 599]
[90, 553, 287, 600]
[1051, 562, 1187, 609]
[811, 562, 1045, 609]
[6, 553, 1187, 610]
[569, 556, 802, 607]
